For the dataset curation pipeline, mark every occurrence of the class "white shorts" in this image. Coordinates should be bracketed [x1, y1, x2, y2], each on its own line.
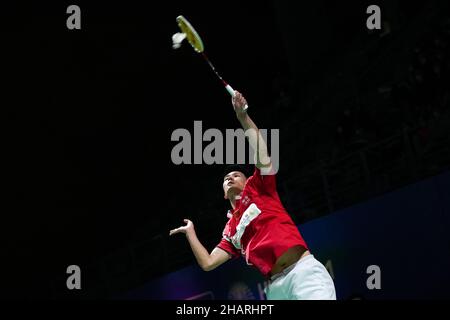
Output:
[265, 254, 336, 300]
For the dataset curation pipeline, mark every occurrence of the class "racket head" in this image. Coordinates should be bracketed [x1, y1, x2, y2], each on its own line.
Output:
[176, 15, 204, 53]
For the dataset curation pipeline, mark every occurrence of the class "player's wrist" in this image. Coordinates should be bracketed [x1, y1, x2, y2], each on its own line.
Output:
[185, 228, 195, 239]
[235, 109, 248, 120]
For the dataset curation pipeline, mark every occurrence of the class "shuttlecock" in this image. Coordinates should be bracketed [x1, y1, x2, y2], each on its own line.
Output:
[172, 32, 187, 49]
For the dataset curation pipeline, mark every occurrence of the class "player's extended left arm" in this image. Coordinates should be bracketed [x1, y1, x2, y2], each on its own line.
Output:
[232, 91, 271, 168]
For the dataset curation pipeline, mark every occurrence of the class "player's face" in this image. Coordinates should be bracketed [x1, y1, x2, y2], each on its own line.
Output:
[223, 171, 247, 199]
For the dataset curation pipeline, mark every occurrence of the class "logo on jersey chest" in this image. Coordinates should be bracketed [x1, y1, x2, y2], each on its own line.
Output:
[241, 195, 251, 207]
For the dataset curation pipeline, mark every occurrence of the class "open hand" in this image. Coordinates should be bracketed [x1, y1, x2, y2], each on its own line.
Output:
[169, 219, 194, 236]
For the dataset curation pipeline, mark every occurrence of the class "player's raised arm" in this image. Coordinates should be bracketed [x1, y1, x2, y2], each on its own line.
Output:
[232, 91, 271, 169]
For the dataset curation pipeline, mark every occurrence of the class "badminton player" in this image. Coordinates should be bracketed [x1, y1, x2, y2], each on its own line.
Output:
[170, 91, 336, 300]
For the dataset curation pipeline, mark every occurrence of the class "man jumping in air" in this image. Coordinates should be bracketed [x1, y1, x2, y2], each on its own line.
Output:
[169, 91, 336, 300]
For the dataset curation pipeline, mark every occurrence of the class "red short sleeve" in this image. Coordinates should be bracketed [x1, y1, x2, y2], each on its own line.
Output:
[216, 238, 240, 259]
[216, 218, 241, 259]
[250, 166, 277, 193]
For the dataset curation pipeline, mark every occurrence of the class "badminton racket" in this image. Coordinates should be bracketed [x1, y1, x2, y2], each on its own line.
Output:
[173, 15, 248, 112]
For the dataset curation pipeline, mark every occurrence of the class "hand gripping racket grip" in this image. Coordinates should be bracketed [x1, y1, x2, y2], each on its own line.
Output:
[225, 84, 249, 112]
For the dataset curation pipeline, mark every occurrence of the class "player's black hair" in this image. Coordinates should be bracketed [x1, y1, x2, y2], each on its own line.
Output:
[221, 164, 253, 179]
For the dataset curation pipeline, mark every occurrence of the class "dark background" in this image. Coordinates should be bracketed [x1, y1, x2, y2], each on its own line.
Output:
[2, 1, 449, 299]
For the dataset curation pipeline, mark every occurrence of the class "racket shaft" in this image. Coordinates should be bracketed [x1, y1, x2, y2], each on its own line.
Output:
[202, 54, 248, 111]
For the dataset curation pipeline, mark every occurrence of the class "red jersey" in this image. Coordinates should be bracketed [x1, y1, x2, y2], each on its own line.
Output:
[216, 166, 308, 278]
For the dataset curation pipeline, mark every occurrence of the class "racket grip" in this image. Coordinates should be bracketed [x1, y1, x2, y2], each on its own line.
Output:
[225, 84, 249, 112]
[225, 84, 236, 96]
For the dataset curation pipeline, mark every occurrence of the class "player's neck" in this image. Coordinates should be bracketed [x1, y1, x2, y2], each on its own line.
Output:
[229, 193, 242, 209]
